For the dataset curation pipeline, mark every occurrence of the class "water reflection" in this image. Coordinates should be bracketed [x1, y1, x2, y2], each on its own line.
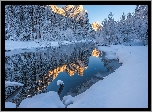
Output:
[45, 47, 100, 81]
[92, 48, 100, 57]
[46, 48, 103, 98]
[35, 49, 100, 94]
[47, 60, 88, 79]
[5, 42, 98, 105]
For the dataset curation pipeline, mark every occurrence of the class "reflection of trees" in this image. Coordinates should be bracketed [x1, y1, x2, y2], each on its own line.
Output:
[5, 42, 95, 106]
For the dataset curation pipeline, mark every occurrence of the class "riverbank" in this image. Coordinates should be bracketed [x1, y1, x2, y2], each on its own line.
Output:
[5, 40, 94, 56]
[5, 45, 148, 108]
[66, 45, 148, 108]
[5, 40, 94, 51]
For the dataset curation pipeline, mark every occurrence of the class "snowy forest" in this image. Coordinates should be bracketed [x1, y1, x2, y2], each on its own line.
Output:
[95, 5, 148, 46]
[5, 5, 148, 46]
[5, 5, 94, 43]
[4, 5, 149, 109]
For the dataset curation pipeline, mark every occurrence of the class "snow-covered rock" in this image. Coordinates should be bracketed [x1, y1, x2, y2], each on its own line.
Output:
[19, 91, 65, 108]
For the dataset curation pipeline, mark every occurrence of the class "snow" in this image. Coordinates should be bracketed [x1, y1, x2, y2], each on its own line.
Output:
[67, 45, 148, 108]
[62, 95, 73, 107]
[98, 46, 118, 59]
[5, 40, 59, 50]
[5, 40, 94, 51]
[5, 81, 24, 87]
[5, 40, 94, 57]
[57, 80, 64, 86]
[19, 91, 65, 108]
[5, 102, 16, 108]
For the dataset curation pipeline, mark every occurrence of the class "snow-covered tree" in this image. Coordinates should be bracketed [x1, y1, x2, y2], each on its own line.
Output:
[95, 5, 148, 46]
[99, 12, 118, 45]
[134, 5, 148, 45]
[5, 5, 94, 42]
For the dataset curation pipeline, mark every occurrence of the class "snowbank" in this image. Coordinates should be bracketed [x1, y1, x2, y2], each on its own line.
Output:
[19, 91, 65, 108]
[5, 81, 24, 87]
[5, 40, 93, 51]
[5, 102, 16, 108]
[5, 40, 59, 50]
[67, 45, 148, 108]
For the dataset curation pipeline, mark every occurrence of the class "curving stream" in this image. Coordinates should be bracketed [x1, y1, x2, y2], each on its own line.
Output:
[5, 42, 121, 106]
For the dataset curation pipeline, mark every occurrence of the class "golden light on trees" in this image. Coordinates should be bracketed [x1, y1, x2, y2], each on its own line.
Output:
[49, 5, 66, 16]
[91, 22, 102, 31]
[64, 5, 74, 11]
[49, 5, 83, 18]
[48, 70, 53, 76]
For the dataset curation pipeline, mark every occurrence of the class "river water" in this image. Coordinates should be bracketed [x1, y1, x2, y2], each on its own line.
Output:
[5, 42, 121, 106]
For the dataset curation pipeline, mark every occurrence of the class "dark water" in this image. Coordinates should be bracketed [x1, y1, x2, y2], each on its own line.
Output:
[46, 55, 107, 98]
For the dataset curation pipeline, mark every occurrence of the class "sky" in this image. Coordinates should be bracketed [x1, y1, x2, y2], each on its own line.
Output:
[58, 5, 136, 24]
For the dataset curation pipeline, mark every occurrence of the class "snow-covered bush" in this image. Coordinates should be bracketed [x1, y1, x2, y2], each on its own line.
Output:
[57, 80, 64, 86]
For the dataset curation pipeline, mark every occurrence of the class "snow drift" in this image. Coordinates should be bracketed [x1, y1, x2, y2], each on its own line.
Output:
[19, 91, 65, 108]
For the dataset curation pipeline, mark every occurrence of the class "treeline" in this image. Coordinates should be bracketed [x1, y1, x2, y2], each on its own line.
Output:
[95, 5, 148, 46]
[5, 5, 94, 42]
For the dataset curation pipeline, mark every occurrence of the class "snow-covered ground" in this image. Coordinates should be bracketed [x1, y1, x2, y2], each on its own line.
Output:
[5, 40, 62, 50]
[5, 102, 16, 108]
[5, 45, 148, 108]
[5, 40, 94, 51]
[19, 91, 65, 108]
[5, 81, 24, 87]
[66, 45, 148, 108]
[5, 40, 94, 57]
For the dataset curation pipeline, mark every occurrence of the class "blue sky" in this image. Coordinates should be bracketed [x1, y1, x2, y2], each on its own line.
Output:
[58, 5, 136, 24]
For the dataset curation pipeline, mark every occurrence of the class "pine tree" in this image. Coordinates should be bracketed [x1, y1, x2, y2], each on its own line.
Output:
[133, 5, 148, 45]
